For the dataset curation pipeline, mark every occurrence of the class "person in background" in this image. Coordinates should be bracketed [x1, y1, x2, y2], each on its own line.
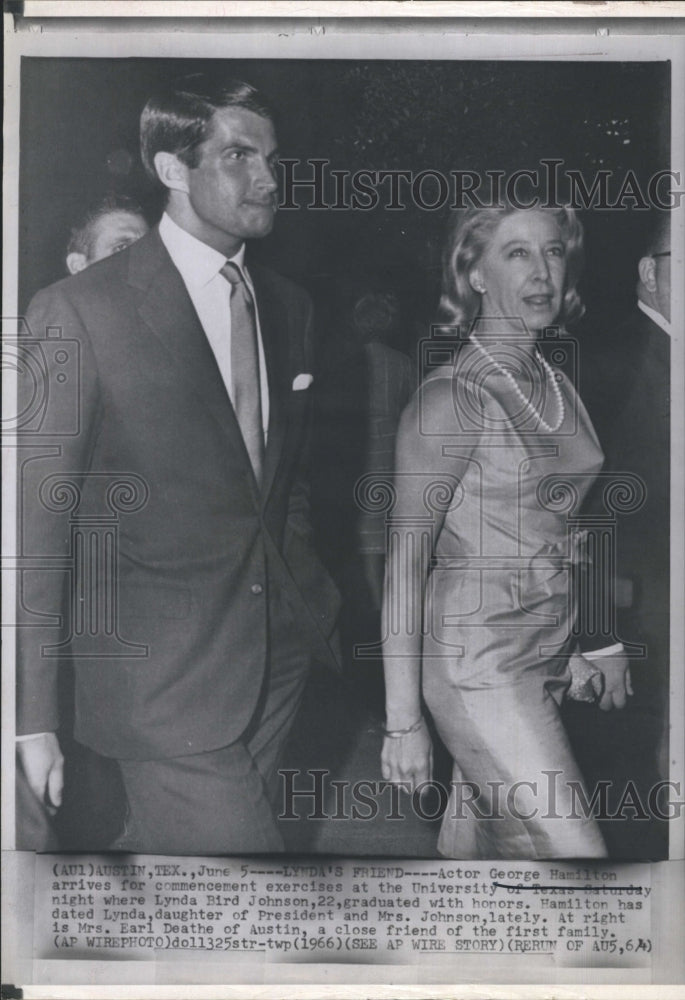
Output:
[14, 194, 149, 851]
[65, 194, 149, 274]
[607, 215, 670, 724]
[353, 291, 416, 608]
[570, 212, 671, 858]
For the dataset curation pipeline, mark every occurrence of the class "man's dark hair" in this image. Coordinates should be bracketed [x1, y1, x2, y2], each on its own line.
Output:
[67, 193, 146, 257]
[140, 74, 276, 186]
[643, 210, 671, 258]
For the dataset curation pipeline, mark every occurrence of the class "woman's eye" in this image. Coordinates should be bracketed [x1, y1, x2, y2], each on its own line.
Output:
[547, 245, 565, 257]
[228, 150, 246, 160]
[509, 247, 527, 258]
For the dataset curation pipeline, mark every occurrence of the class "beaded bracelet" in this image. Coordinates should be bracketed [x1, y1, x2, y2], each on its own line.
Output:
[383, 717, 425, 739]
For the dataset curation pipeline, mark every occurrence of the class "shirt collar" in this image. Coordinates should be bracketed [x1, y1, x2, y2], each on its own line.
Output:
[638, 299, 671, 337]
[159, 212, 246, 289]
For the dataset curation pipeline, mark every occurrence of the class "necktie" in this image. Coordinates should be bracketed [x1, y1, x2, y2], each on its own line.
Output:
[221, 261, 265, 486]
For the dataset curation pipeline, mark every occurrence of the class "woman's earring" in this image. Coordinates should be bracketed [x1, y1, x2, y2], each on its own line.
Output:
[470, 272, 486, 295]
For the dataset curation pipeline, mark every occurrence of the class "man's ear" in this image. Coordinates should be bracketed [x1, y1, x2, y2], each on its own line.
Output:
[66, 252, 89, 275]
[153, 151, 190, 194]
[638, 255, 657, 293]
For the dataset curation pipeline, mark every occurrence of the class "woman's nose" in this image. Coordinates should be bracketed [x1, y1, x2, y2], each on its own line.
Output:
[531, 251, 551, 281]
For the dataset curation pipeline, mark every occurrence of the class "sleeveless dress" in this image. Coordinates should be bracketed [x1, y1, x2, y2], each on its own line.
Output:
[419, 346, 607, 858]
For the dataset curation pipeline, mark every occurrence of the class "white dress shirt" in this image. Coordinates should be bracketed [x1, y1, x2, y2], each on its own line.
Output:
[637, 299, 671, 337]
[159, 211, 270, 437]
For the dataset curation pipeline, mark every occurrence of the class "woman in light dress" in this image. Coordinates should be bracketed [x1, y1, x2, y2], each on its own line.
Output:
[381, 202, 631, 859]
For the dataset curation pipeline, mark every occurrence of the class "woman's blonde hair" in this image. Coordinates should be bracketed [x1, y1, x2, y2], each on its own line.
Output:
[438, 203, 585, 328]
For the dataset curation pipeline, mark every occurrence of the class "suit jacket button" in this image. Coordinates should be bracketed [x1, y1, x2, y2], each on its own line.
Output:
[251, 583, 264, 595]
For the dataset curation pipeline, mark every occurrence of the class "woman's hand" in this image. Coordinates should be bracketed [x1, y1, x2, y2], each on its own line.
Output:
[381, 717, 433, 791]
[567, 651, 604, 702]
[594, 652, 634, 711]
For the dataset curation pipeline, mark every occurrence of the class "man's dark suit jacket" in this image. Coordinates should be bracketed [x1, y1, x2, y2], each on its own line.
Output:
[605, 307, 670, 672]
[580, 305, 670, 673]
[17, 227, 340, 760]
[568, 307, 670, 858]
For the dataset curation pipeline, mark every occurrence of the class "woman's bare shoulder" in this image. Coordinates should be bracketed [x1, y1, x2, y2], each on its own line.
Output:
[399, 365, 469, 441]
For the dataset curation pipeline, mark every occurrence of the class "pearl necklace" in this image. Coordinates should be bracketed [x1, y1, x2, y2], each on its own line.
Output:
[470, 334, 565, 433]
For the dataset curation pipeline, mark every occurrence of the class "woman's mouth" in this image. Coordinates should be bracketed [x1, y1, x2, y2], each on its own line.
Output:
[523, 295, 553, 307]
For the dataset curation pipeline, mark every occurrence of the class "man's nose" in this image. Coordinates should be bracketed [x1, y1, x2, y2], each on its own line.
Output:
[255, 157, 278, 191]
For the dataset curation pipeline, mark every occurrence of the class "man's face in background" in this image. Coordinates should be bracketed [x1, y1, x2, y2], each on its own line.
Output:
[67, 210, 149, 274]
[653, 248, 671, 323]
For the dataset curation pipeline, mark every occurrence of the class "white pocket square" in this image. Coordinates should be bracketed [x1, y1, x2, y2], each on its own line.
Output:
[292, 373, 314, 391]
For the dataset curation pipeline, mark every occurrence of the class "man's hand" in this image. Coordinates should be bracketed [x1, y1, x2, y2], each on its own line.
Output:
[16, 733, 64, 814]
[593, 653, 634, 712]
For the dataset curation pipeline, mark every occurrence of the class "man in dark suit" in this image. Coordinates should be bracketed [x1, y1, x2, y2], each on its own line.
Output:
[16, 75, 340, 854]
[570, 212, 671, 857]
[604, 213, 671, 779]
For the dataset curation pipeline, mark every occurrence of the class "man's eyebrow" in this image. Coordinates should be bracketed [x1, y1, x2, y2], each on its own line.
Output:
[221, 141, 258, 153]
[219, 142, 280, 159]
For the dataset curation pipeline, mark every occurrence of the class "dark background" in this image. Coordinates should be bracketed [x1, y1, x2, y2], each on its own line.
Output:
[19, 57, 671, 858]
[20, 57, 669, 325]
[19, 53, 672, 632]
[19, 57, 670, 569]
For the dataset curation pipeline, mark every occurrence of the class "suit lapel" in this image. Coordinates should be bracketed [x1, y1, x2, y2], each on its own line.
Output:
[128, 230, 260, 495]
[250, 265, 291, 502]
[641, 312, 671, 426]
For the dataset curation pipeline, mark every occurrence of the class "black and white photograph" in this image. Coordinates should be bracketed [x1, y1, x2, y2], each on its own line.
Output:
[2, 3, 684, 994]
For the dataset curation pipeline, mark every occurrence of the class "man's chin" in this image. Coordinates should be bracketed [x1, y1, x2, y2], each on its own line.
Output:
[242, 208, 276, 239]
[243, 223, 275, 241]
